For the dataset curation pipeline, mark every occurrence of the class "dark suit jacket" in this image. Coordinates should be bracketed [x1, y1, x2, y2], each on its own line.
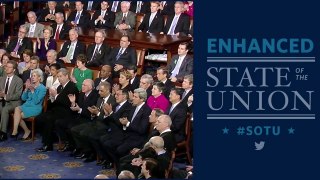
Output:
[52, 81, 79, 117]
[105, 47, 137, 69]
[164, 13, 190, 36]
[51, 23, 72, 40]
[100, 101, 132, 148]
[138, 12, 164, 33]
[129, 1, 150, 14]
[38, 7, 64, 23]
[86, 43, 111, 67]
[160, 1, 175, 15]
[181, 88, 193, 107]
[130, 76, 140, 91]
[95, 95, 117, 121]
[6, 37, 33, 56]
[21, 69, 32, 83]
[160, 131, 176, 153]
[76, 91, 99, 119]
[124, 103, 151, 144]
[90, 10, 115, 29]
[67, 10, 91, 28]
[163, 79, 174, 99]
[168, 102, 187, 143]
[114, 11, 136, 30]
[167, 55, 193, 82]
[57, 41, 86, 64]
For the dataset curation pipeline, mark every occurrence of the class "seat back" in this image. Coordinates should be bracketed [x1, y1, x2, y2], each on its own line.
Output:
[136, 48, 146, 76]
[165, 149, 176, 178]
[135, 13, 145, 31]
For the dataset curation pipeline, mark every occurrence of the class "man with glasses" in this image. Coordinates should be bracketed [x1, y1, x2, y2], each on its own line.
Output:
[90, 1, 115, 29]
[86, 30, 111, 67]
[6, 25, 33, 59]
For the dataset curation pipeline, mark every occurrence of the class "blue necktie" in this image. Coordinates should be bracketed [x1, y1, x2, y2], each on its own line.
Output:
[116, 48, 123, 61]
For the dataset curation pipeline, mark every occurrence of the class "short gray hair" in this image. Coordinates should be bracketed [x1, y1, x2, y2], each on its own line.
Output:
[134, 88, 147, 101]
[141, 74, 154, 84]
[57, 68, 69, 76]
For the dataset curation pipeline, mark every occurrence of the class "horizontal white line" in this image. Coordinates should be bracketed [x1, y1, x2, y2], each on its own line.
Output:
[207, 57, 316, 59]
[207, 117, 315, 119]
[207, 60, 315, 62]
[207, 114, 315, 116]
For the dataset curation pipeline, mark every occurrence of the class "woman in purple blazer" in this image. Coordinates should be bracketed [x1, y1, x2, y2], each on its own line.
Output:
[36, 26, 57, 61]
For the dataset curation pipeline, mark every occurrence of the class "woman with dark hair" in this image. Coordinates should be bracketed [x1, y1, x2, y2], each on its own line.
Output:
[147, 82, 169, 112]
[71, 54, 93, 90]
[11, 69, 47, 140]
[36, 26, 57, 61]
[0, 53, 11, 77]
[45, 63, 61, 89]
[18, 49, 33, 74]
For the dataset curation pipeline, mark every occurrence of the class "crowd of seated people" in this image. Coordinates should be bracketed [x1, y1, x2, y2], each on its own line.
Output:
[0, 1, 194, 178]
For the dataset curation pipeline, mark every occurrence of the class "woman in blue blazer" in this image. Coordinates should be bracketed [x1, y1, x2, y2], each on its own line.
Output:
[11, 69, 47, 140]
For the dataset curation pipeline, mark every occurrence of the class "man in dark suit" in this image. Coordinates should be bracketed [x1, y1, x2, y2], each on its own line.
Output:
[0, 61, 23, 141]
[167, 42, 193, 83]
[90, 1, 115, 29]
[138, 1, 164, 33]
[116, 88, 151, 157]
[163, 1, 190, 36]
[105, 88, 151, 170]
[70, 81, 116, 161]
[57, 29, 85, 64]
[156, 67, 174, 98]
[139, 74, 153, 98]
[51, 12, 71, 40]
[130, 1, 150, 14]
[181, 74, 193, 109]
[118, 113, 176, 173]
[127, 65, 140, 91]
[6, 25, 33, 59]
[94, 65, 113, 91]
[167, 88, 187, 143]
[105, 35, 137, 74]
[35, 68, 79, 152]
[159, 1, 175, 15]
[55, 79, 99, 152]
[38, 1, 64, 23]
[21, 56, 40, 83]
[114, 1, 136, 30]
[67, 1, 91, 28]
[86, 30, 111, 67]
[92, 89, 132, 168]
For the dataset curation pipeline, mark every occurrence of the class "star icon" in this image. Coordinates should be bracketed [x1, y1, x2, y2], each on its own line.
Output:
[222, 127, 229, 134]
[288, 127, 295, 134]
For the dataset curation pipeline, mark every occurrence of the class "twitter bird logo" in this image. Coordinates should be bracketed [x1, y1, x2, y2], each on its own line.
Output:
[255, 141, 265, 150]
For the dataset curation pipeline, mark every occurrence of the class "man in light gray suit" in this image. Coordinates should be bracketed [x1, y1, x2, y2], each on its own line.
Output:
[0, 60, 23, 141]
[114, 1, 136, 30]
[24, 11, 44, 38]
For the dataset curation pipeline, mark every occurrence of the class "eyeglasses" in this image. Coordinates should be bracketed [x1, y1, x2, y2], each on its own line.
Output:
[19, 31, 27, 34]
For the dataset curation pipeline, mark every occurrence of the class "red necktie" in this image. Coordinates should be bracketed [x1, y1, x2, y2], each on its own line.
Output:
[55, 25, 60, 40]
